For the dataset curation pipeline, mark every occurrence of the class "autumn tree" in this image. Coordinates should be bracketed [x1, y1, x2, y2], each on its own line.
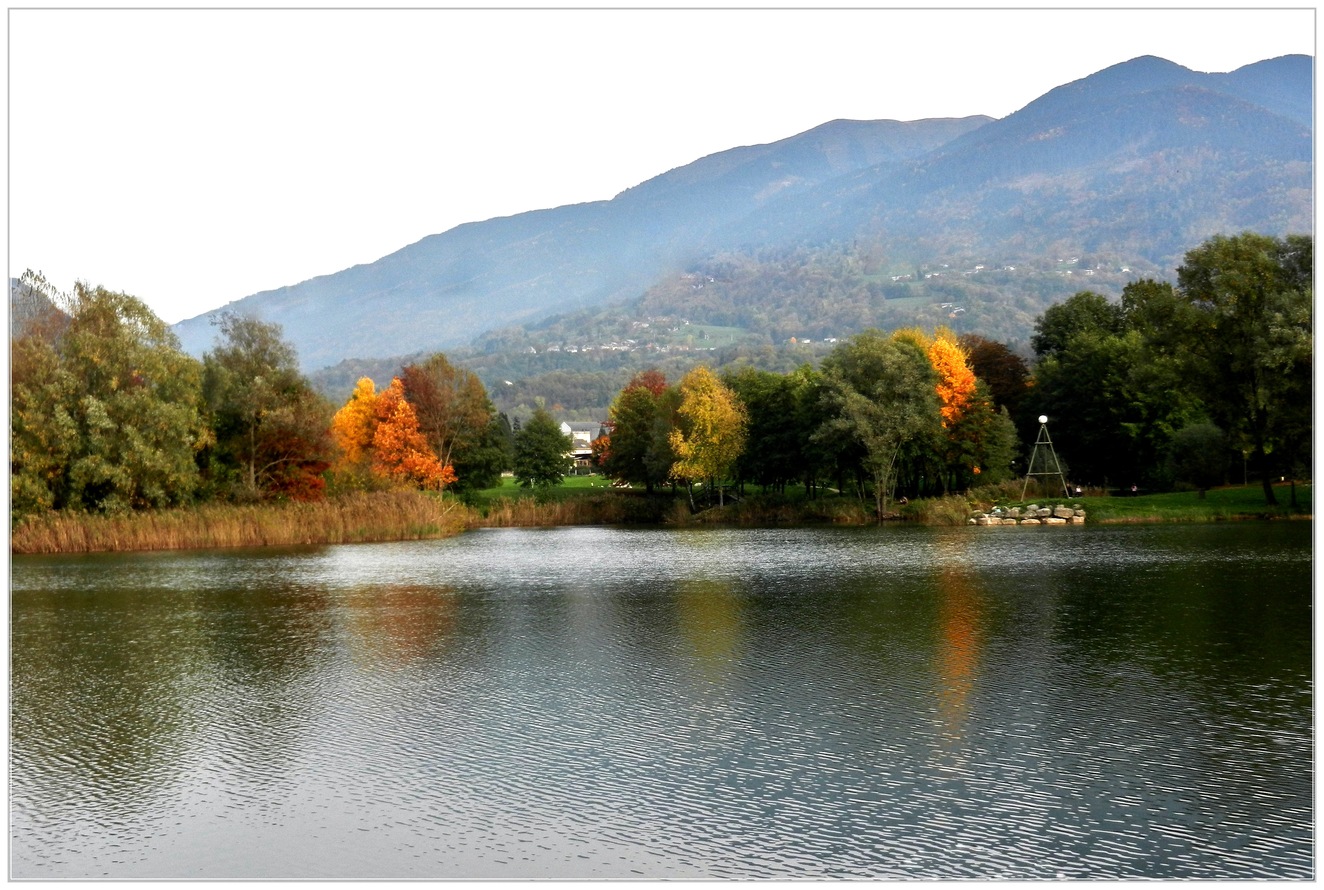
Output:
[513, 406, 572, 488]
[927, 330, 978, 429]
[400, 352, 505, 490]
[330, 377, 381, 482]
[371, 378, 456, 490]
[668, 365, 748, 507]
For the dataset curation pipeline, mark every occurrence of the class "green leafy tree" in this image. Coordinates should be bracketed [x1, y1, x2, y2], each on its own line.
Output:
[202, 312, 331, 500]
[1032, 328, 1148, 487]
[512, 406, 572, 488]
[1169, 233, 1313, 505]
[1031, 290, 1125, 359]
[11, 275, 209, 516]
[10, 276, 79, 518]
[723, 367, 804, 494]
[1166, 423, 1230, 498]
[668, 366, 748, 507]
[601, 370, 670, 492]
[942, 381, 1021, 488]
[645, 384, 683, 491]
[450, 414, 512, 491]
[818, 331, 941, 519]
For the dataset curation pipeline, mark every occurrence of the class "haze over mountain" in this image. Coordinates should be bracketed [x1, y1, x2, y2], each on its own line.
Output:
[172, 54, 1312, 372]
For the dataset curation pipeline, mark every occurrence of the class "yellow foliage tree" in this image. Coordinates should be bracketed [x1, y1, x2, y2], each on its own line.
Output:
[330, 377, 379, 471]
[668, 365, 748, 507]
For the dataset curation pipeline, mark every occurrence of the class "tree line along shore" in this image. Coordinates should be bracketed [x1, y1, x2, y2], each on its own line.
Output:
[11, 232, 1311, 555]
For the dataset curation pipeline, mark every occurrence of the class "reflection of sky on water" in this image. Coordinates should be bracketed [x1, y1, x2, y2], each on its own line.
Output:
[10, 523, 1313, 880]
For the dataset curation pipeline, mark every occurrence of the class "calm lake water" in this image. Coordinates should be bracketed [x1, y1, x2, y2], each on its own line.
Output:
[10, 522, 1313, 879]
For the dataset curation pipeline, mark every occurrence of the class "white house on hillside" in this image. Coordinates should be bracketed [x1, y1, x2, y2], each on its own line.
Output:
[560, 421, 608, 473]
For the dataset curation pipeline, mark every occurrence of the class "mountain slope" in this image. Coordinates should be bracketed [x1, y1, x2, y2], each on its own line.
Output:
[174, 54, 1311, 371]
[726, 55, 1311, 264]
[173, 116, 990, 370]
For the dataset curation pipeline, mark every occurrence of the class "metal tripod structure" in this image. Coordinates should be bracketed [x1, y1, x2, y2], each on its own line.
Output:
[1021, 415, 1070, 500]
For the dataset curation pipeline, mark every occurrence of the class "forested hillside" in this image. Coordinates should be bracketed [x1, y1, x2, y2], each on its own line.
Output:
[176, 54, 1311, 374]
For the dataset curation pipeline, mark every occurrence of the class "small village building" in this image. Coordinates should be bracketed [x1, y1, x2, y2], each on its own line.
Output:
[560, 421, 608, 474]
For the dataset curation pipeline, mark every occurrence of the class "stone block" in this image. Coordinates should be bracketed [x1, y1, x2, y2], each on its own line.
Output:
[1044, 517, 1068, 525]
[1053, 506, 1075, 519]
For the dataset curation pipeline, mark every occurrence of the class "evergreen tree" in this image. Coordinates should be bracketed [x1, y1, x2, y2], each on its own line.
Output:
[513, 407, 572, 488]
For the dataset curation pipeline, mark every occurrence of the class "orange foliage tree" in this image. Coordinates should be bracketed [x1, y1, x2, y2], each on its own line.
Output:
[330, 376, 456, 490]
[927, 331, 978, 429]
[371, 378, 457, 490]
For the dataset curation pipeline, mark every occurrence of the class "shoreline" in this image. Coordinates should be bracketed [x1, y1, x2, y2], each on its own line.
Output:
[9, 485, 1312, 556]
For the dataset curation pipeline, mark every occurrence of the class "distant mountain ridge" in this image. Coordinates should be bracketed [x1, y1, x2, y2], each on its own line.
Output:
[172, 54, 1312, 371]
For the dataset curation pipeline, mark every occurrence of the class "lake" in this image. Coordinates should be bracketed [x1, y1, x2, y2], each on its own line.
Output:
[10, 522, 1313, 879]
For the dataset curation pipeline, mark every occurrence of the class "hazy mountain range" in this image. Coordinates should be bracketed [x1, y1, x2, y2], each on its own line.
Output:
[172, 53, 1313, 372]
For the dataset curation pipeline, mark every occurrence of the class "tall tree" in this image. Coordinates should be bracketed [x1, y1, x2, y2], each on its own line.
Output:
[600, 370, 670, 492]
[723, 366, 803, 494]
[1169, 233, 1313, 505]
[400, 353, 496, 478]
[371, 378, 456, 490]
[330, 377, 381, 480]
[10, 276, 79, 518]
[1031, 290, 1126, 359]
[202, 312, 331, 500]
[818, 331, 940, 519]
[11, 277, 209, 515]
[512, 406, 573, 488]
[1031, 328, 1148, 487]
[668, 366, 748, 507]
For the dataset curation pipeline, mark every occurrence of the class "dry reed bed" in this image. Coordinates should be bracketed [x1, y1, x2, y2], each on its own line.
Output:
[11, 490, 474, 554]
[478, 494, 681, 528]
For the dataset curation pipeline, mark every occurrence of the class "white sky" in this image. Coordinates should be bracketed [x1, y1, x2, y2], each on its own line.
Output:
[7, 4, 1316, 325]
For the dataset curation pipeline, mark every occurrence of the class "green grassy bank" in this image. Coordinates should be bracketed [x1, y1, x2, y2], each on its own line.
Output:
[1056, 483, 1312, 524]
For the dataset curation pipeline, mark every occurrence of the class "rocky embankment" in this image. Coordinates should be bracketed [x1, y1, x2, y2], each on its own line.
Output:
[970, 504, 1086, 525]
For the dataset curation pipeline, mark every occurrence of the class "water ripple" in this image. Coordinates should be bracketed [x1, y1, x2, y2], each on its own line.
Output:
[10, 523, 1313, 880]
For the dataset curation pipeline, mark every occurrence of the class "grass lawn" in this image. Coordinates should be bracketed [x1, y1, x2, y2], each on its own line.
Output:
[1065, 484, 1311, 523]
[465, 473, 620, 508]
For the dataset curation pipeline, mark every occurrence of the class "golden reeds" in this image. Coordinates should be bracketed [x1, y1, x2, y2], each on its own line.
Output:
[10, 490, 477, 555]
